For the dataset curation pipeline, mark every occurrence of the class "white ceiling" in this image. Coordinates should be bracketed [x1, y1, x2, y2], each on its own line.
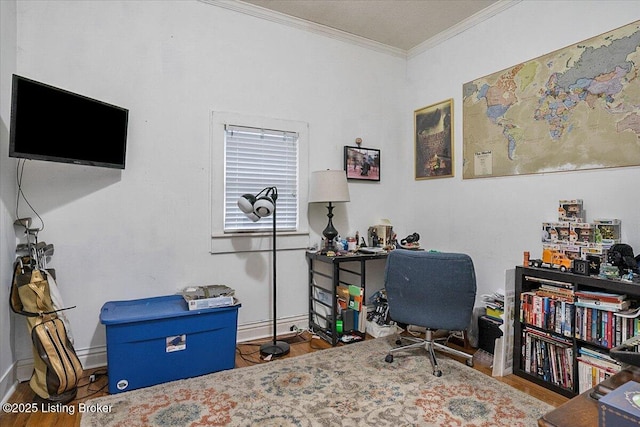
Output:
[240, 0, 500, 51]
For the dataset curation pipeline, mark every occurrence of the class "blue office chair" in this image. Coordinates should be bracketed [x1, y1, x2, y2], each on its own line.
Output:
[383, 250, 477, 376]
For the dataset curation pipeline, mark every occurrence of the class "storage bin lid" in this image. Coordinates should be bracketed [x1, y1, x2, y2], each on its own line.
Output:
[100, 294, 237, 324]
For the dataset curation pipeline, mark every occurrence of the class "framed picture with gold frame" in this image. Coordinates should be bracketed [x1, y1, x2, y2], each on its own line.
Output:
[414, 98, 454, 179]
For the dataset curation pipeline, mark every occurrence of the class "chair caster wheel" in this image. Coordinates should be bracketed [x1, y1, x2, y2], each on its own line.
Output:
[466, 359, 474, 367]
[395, 339, 402, 345]
[385, 354, 394, 363]
[433, 370, 442, 377]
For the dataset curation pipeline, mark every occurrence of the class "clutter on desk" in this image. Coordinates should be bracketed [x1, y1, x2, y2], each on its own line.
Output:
[318, 217, 424, 256]
[368, 221, 394, 248]
[181, 284, 238, 310]
[399, 232, 421, 250]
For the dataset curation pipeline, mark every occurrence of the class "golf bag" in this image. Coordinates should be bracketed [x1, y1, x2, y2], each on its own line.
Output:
[10, 259, 83, 403]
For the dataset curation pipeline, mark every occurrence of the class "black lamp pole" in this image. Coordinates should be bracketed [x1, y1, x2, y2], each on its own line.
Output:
[259, 191, 290, 358]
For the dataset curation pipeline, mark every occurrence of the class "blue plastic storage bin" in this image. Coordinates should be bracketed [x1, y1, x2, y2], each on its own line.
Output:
[100, 294, 240, 393]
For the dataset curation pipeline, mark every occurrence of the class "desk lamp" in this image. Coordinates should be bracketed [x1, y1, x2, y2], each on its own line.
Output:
[308, 170, 350, 253]
[237, 186, 290, 358]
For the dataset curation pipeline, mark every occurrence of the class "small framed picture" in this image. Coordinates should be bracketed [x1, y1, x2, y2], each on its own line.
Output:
[344, 146, 380, 181]
[415, 98, 454, 179]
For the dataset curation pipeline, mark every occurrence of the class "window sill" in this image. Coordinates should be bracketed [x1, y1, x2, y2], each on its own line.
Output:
[210, 231, 310, 254]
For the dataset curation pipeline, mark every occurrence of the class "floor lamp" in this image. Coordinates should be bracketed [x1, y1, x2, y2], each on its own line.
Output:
[237, 186, 290, 358]
[309, 170, 351, 254]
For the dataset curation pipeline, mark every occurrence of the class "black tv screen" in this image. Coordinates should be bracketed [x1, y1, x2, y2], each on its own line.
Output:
[9, 74, 129, 169]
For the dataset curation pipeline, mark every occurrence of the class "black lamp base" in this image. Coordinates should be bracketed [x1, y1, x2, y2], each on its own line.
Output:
[319, 240, 340, 254]
[260, 341, 290, 358]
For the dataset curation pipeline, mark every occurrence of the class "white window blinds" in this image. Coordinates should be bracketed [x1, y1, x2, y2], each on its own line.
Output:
[224, 124, 299, 232]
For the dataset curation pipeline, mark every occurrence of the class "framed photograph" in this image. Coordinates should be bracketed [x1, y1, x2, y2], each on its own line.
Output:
[344, 146, 380, 181]
[414, 98, 454, 179]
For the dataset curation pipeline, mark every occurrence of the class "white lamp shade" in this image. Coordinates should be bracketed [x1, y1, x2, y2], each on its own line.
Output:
[237, 192, 275, 221]
[254, 197, 275, 217]
[238, 194, 256, 214]
[308, 170, 350, 203]
[245, 212, 261, 222]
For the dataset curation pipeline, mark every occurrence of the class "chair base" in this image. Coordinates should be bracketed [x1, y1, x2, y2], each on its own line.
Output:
[385, 330, 474, 376]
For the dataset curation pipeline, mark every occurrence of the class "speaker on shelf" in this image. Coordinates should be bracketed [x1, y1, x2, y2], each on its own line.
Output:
[572, 259, 590, 276]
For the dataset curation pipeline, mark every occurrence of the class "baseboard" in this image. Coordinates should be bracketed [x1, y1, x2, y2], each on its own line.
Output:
[237, 314, 309, 343]
[11, 314, 309, 384]
[0, 361, 18, 405]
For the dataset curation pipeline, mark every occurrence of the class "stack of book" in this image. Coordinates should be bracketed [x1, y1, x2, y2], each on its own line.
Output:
[181, 284, 237, 310]
[520, 280, 575, 338]
[482, 290, 505, 322]
[577, 346, 621, 394]
[574, 290, 630, 348]
[521, 327, 574, 390]
[575, 290, 629, 311]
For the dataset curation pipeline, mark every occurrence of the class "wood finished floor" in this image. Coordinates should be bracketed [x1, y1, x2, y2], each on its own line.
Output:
[0, 332, 568, 427]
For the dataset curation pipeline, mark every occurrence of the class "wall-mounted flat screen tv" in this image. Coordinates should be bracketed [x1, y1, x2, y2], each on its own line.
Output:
[9, 74, 129, 169]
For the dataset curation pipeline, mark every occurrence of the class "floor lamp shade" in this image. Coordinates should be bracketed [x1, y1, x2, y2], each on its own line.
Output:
[236, 186, 289, 358]
[309, 170, 350, 252]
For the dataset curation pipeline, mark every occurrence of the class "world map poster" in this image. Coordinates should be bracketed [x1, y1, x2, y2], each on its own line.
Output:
[462, 20, 640, 179]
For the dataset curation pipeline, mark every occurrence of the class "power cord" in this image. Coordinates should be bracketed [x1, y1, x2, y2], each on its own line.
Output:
[74, 369, 109, 400]
[15, 159, 45, 232]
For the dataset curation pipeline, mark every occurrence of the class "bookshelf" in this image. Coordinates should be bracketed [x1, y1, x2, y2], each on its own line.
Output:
[306, 251, 387, 346]
[514, 266, 640, 398]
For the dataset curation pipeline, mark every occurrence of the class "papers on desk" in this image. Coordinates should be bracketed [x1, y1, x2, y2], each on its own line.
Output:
[358, 247, 385, 254]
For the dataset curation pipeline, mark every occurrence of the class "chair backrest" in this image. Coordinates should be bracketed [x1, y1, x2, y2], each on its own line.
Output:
[384, 250, 477, 331]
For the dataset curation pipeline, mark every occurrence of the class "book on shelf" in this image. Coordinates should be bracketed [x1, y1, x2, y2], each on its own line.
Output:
[574, 290, 627, 304]
[577, 358, 620, 394]
[575, 299, 630, 311]
[522, 327, 574, 389]
[524, 275, 574, 290]
[519, 291, 574, 337]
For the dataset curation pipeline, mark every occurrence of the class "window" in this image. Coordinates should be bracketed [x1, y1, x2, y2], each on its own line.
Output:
[224, 125, 298, 232]
[210, 112, 309, 254]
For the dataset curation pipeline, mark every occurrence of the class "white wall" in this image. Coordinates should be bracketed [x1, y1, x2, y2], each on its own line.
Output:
[1, 0, 639, 397]
[7, 0, 405, 370]
[0, 0, 18, 402]
[403, 0, 640, 295]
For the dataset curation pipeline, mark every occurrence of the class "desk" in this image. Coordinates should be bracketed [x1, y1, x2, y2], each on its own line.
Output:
[538, 366, 640, 427]
[306, 251, 388, 345]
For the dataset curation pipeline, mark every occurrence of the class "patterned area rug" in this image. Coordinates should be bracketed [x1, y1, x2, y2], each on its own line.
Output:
[80, 337, 552, 426]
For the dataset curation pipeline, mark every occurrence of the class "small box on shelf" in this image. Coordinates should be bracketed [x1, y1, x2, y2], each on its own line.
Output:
[558, 199, 584, 222]
[542, 222, 572, 243]
[594, 219, 621, 245]
[570, 222, 595, 245]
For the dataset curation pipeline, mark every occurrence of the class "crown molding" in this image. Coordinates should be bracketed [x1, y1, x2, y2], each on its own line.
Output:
[407, 0, 522, 59]
[200, 0, 520, 59]
[199, 0, 407, 58]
